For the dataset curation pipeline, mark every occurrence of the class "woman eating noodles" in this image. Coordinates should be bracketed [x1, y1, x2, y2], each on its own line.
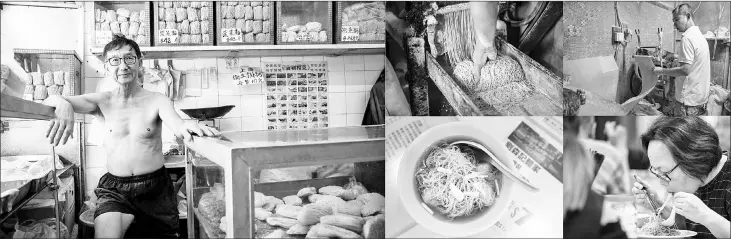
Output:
[632, 117, 730, 239]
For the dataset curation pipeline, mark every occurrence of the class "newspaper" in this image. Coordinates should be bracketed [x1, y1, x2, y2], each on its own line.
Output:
[386, 117, 563, 237]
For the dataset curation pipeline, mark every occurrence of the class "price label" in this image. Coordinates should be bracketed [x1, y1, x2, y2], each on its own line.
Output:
[341, 26, 360, 42]
[233, 68, 264, 86]
[159, 29, 179, 44]
[96, 31, 113, 45]
[295, 34, 312, 42]
[221, 28, 243, 43]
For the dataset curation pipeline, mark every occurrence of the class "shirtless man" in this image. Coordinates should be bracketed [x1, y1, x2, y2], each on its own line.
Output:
[43, 35, 219, 238]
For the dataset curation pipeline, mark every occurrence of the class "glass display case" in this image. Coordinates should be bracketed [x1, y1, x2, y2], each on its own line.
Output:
[276, 2, 333, 44]
[93, 1, 152, 47]
[153, 1, 215, 46]
[335, 1, 386, 44]
[184, 125, 385, 238]
[215, 1, 275, 45]
[12, 49, 82, 103]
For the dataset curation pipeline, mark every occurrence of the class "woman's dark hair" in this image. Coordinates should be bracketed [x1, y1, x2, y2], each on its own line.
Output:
[641, 117, 722, 181]
[102, 34, 142, 61]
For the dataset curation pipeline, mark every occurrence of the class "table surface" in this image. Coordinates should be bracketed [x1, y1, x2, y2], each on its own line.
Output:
[385, 117, 564, 238]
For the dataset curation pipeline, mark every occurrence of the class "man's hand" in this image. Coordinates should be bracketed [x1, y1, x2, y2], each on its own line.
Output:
[674, 192, 712, 225]
[177, 121, 221, 142]
[653, 67, 664, 76]
[45, 99, 75, 146]
[471, 42, 497, 80]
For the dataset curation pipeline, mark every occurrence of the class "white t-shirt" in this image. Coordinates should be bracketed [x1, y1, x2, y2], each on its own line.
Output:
[674, 25, 711, 106]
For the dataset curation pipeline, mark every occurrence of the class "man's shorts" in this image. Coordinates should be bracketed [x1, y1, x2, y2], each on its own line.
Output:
[672, 100, 707, 116]
[94, 167, 179, 238]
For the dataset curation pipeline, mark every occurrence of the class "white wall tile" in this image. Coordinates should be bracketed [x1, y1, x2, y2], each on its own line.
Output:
[346, 114, 364, 126]
[240, 82, 263, 95]
[326, 56, 345, 72]
[345, 62, 364, 71]
[218, 95, 242, 118]
[303, 56, 324, 62]
[216, 58, 239, 74]
[241, 94, 264, 117]
[239, 57, 262, 67]
[217, 73, 242, 95]
[344, 55, 364, 64]
[198, 95, 219, 108]
[194, 58, 217, 68]
[83, 77, 101, 94]
[261, 56, 282, 63]
[84, 145, 106, 169]
[328, 72, 345, 93]
[329, 93, 347, 115]
[241, 117, 265, 131]
[345, 71, 365, 92]
[346, 92, 367, 114]
[330, 114, 347, 127]
[171, 59, 196, 71]
[85, 121, 105, 146]
[364, 54, 385, 71]
[364, 70, 381, 87]
[216, 117, 242, 132]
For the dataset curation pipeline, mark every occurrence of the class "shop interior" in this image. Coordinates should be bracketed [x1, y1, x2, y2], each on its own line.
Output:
[563, 2, 731, 116]
[0, 2, 386, 238]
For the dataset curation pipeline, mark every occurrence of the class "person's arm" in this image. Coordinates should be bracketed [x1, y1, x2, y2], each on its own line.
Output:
[654, 63, 691, 77]
[470, 2, 499, 79]
[42, 94, 104, 146]
[156, 94, 219, 142]
[701, 212, 730, 239]
[654, 38, 694, 77]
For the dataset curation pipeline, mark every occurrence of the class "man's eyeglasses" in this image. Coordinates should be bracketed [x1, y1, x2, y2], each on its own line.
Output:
[649, 164, 680, 182]
[107, 56, 137, 66]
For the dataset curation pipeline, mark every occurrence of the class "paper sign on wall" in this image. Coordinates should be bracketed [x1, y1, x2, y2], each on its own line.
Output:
[159, 29, 179, 44]
[233, 67, 264, 86]
[341, 26, 360, 42]
[96, 31, 113, 45]
[221, 28, 243, 43]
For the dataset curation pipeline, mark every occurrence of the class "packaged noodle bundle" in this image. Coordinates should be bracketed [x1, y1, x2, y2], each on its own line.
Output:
[227, 1, 237, 6]
[179, 20, 190, 34]
[201, 2, 210, 7]
[24, 85, 34, 94]
[319, 31, 328, 42]
[164, 8, 176, 22]
[251, 1, 262, 7]
[117, 15, 128, 23]
[234, 5, 245, 19]
[223, 5, 236, 19]
[201, 20, 210, 34]
[262, 6, 270, 20]
[162, 1, 172, 8]
[244, 33, 255, 43]
[224, 19, 235, 29]
[240, 1, 249, 6]
[136, 35, 147, 45]
[138, 22, 146, 36]
[180, 34, 191, 44]
[166, 21, 177, 30]
[190, 34, 202, 44]
[253, 6, 262, 20]
[235, 19, 246, 31]
[95, 9, 102, 22]
[100, 22, 111, 31]
[53, 71, 64, 85]
[31, 72, 43, 85]
[130, 11, 140, 22]
[47, 85, 59, 96]
[173, 1, 182, 8]
[244, 20, 253, 33]
[253, 20, 263, 34]
[120, 21, 130, 36]
[100, 10, 108, 22]
[263, 21, 270, 33]
[202, 34, 210, 43]
[190, 21, 201, 35]
[105, 10, 117, 23]
[201, 7, 210, 20]
[43, 72, 54, 86]
[34, 85, 48, 100]
[256, 33, 267, 42]
[180, 1, 190, 8]
[190, 1, 202, 8]
[244, 6, 253, 20]
[158, 7, 164, 21]
[129, 22, 140, 37]
[175, 7, 187, 22]
[187, 8, 199, 22]
[308, 32, 320, 42]
[110, 21, 121, 34]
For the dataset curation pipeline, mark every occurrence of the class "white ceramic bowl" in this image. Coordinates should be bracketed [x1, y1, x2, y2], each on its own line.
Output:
[398, 122, 517, 237]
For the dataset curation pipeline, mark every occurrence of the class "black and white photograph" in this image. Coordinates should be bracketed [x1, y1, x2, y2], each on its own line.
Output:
[563, 116, 730, 239]
[385, 117, 563, 238]
[0, 1, 386, 238]
[563, 2, 731, 116]
[385, 2, 564, 116]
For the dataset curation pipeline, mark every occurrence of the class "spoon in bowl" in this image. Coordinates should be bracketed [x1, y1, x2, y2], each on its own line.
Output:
[449, 140, 539, 192]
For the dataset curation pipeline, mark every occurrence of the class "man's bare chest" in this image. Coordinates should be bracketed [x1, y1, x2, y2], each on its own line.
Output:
[97, 101, 161, 139]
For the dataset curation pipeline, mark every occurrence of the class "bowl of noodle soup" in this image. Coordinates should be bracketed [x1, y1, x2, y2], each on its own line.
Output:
[398, 122, 517, 237]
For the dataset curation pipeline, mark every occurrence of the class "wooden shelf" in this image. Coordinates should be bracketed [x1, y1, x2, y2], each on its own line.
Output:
[90, 44, 385, 59]
[0, 94, 55, 120]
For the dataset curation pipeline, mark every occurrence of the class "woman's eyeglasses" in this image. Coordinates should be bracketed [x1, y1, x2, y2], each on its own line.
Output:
[648, 164, 680, 182]
[107, 56, 137, 66]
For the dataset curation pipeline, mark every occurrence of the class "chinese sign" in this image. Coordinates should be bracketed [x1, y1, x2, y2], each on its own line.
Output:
[341, 26, 360, 42]
[159, 29, 179, 44]
[507, 122, 563, 182]
[264, 62, 328, 130]
[232, 67, 264, 86]
[96, 31, 113, 45]
[221, 28, 243, 43]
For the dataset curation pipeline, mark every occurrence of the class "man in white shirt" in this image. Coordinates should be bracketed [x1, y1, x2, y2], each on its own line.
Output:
[653, 3, 711, 116]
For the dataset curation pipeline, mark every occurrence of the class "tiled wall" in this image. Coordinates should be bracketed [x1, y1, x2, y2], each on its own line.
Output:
[81, 3, 384, 195]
